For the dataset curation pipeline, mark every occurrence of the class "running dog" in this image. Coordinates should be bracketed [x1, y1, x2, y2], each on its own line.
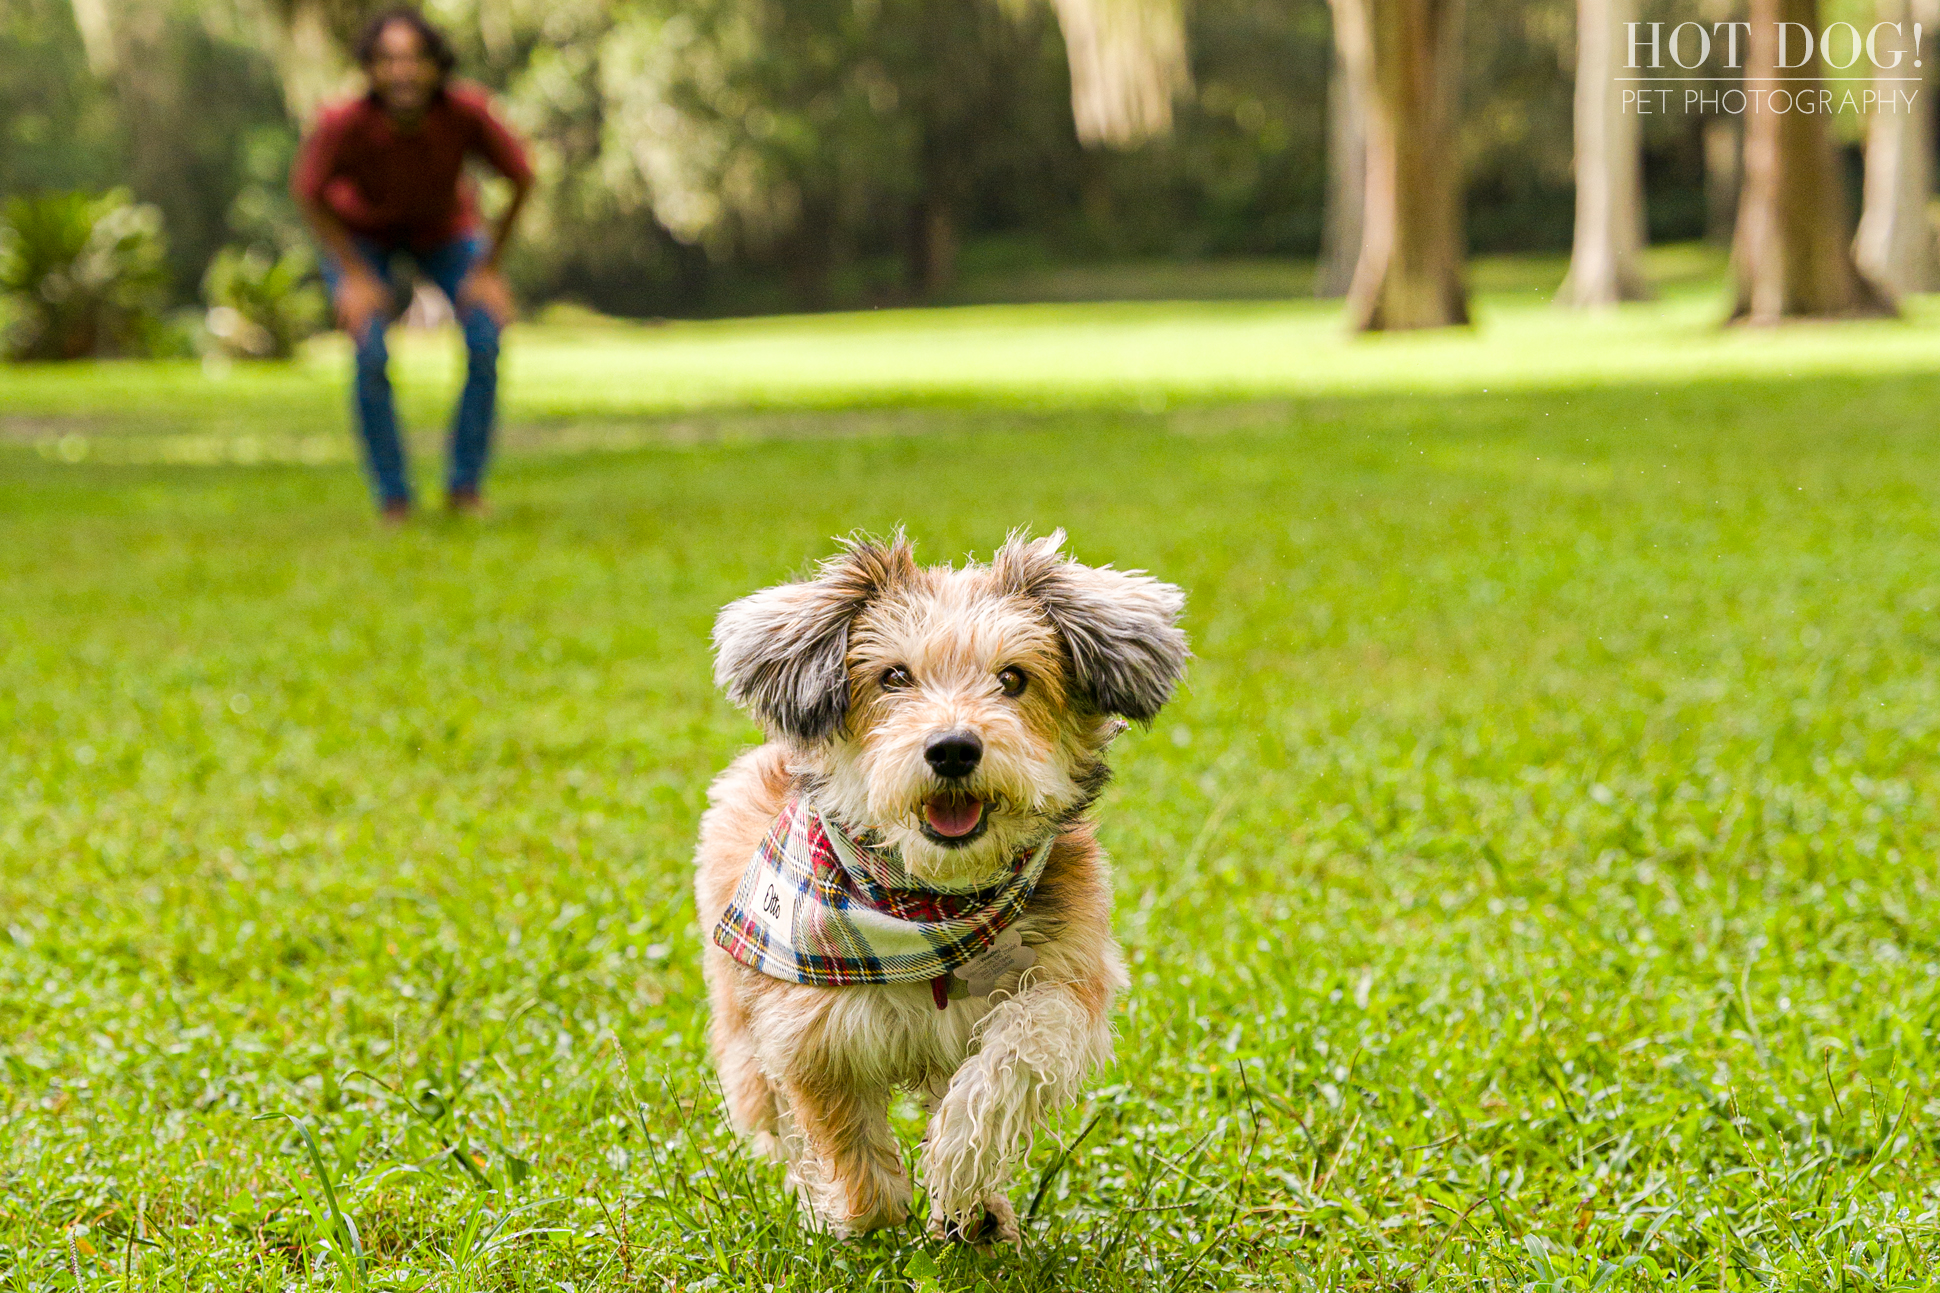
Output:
[693, 529, 1188, 1241]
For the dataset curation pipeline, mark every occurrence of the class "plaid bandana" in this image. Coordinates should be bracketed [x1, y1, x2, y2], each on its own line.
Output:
[712, 798, 1051, 993]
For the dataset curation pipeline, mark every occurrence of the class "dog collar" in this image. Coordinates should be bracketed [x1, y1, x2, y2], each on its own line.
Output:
[712, 798, 1050, 1000]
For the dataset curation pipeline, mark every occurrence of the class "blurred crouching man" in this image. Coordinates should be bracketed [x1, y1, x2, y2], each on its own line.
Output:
[293, 7, 533, 521]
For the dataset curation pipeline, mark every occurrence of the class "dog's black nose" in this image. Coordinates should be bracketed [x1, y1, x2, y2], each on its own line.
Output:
[924, 729, 983, 779]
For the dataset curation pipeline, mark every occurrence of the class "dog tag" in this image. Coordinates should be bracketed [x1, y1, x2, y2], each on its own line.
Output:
[950, 927, 1036, 999]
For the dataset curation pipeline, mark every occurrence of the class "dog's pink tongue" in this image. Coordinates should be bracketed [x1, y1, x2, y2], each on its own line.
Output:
[925, 796, 984, 838]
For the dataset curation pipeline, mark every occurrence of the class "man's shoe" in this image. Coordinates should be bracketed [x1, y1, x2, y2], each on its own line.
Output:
[447, 486, 488, 517]
[379, 498, 412, 526]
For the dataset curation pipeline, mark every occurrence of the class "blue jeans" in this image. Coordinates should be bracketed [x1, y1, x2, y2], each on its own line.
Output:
[320, 233, 500, 507]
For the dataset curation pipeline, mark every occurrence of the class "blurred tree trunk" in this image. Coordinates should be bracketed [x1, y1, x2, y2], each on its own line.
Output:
[1731, 0, 1894, 321]
[1854, 0, 1938, 294]
[1559, 0, 1651, 307]
[789, 198, 838, 311]
[1317, 3, 1368, 298]
[1704, 119, 1742, 242]
[62, 0, 196, 291]
[907, 196, 958, 300]
[1338, 0, 1469, 331]
[1700, 0, 1742, 243]
[901, 0, 976, 300]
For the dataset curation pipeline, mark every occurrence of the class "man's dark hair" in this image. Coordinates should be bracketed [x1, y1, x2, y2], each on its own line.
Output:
[355, 7, 457, 77]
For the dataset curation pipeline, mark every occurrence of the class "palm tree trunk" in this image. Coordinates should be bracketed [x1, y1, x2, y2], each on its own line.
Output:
[1731, 0, 1895, 321]
[1854, 0, 1938, 294]
[1559, 0, 1652, 307]
[1318, 4, 1368, 298]
[1340, 0, 1469, 331]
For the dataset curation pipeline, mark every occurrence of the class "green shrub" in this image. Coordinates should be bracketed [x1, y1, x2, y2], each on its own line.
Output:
[0, 189, 171, 361]
[201, 245, 326, 360]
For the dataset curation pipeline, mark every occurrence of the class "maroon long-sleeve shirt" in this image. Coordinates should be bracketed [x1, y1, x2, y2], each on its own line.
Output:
[292, 81, 533, 252]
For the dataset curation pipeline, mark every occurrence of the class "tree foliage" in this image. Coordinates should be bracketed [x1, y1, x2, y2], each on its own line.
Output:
[0, 187, 170, 359]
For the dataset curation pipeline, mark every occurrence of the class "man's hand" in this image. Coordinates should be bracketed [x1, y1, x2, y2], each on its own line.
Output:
[333, 268, 391, 341]
[457, 264, 515, 327]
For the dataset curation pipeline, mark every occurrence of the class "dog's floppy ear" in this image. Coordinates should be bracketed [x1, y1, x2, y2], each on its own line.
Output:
[713, 532, 917, 743]
[994, 529, 1189, 723]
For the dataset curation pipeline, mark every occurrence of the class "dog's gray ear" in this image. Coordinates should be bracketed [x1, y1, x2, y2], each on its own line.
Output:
[994, 529, 1189, 723]
[713, 532, 917, 743]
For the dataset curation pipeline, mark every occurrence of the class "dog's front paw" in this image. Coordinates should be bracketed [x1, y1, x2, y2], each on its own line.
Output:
[922, 1056, 1037, 1234]
[927, 1192, 1019, 1246]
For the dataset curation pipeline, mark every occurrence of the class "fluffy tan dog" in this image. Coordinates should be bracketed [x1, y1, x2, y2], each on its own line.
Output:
[693, 530, 1188, 1241]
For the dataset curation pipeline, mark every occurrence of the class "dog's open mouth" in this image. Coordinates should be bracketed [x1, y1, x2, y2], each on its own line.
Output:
[922, 795, 986, 845]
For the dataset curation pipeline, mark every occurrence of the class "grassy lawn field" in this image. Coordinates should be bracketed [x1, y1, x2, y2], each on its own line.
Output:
[6, 258, 1940, 1290]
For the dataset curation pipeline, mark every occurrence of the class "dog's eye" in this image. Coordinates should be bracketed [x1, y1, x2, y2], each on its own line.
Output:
[881, 666, 913, 689]
[997, 667, 1027, 698]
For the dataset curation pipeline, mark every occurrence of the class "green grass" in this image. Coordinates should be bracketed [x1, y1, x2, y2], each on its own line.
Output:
[6, 256, 1940, 1289]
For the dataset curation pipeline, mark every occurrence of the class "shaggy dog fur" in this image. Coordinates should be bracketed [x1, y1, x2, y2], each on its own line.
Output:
[693, 530, 1188, 1240]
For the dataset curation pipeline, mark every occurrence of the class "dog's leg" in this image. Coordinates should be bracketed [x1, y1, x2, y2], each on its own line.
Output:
[717, 1026, 783, 1162]
[776, 1077, 911, 1236]
[921, 982, 1110, 1240]
[916, 1077, 1018, 1246]
[705, 964, 782, 1158]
